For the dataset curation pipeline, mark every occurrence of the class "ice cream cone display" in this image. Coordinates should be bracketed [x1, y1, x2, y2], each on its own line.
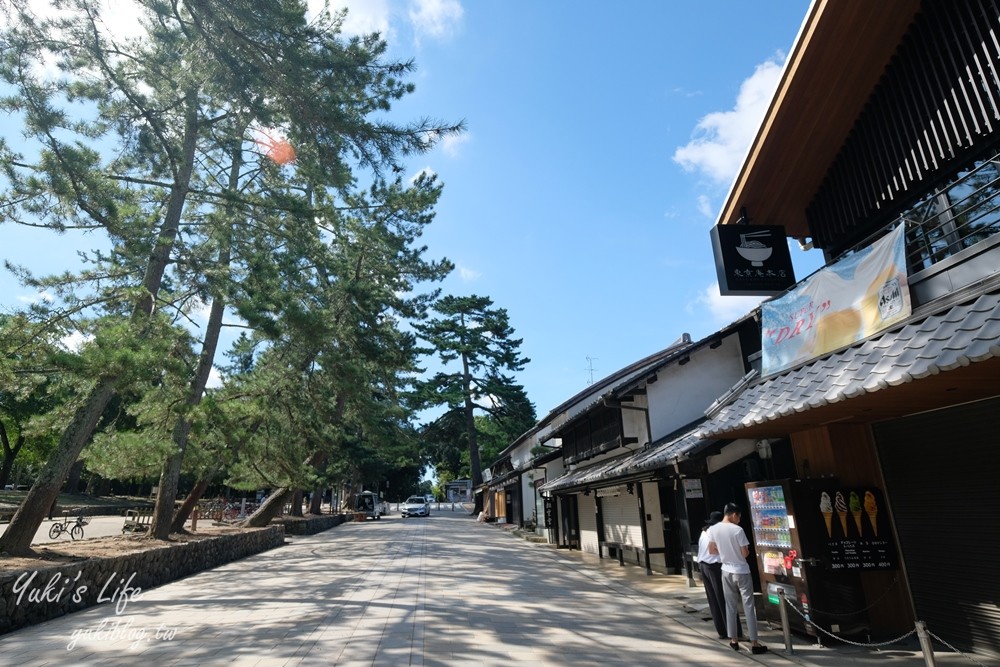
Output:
[814, 486, 896, 572]
[850, 492, 863, 535]
[864, 490, 879, 536]
[835, 491, 848, 536]
[820, 492, 833, 537]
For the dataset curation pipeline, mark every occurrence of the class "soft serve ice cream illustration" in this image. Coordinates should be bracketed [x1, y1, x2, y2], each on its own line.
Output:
[864, 491, 879, 536]
[835, 491, 848, 536]
[820, 492, 833, 537]
[850, 491, 864, 535]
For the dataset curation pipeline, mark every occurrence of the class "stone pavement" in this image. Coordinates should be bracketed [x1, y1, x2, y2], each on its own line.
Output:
[0, 512, 994, 666]
[515, 527, 996, 667]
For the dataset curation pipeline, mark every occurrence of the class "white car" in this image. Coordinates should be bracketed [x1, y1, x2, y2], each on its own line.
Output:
[401, 495, 430, 518]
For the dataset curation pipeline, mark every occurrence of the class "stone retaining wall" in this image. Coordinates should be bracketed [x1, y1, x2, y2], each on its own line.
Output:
[0, 525, 284, 635]
[274, 513, 348, 535]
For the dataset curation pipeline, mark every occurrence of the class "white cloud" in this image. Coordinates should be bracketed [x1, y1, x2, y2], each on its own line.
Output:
[473, 392, 500, 409]
[441, 131, 469, 158]
[60, 330, 93, 353]
[326, 0, 394, 39]
[408, 0, 463, 43]
[673, 56, 785, 185]
[206, 366, 223, 389]
[689, 282, 763, 326]
[16, 291, 54, 305]
[671, 87, 703, 99]
[328, 0, 464, 46]
[456, 264, 480, 282]
[93, 1, 147, 40]
[696, 195, 714, 219]
[2, 1, 148, 79]
[410, 166, 437, 184]
[187, 298, 212, 325]
[4, 1, 145, 37]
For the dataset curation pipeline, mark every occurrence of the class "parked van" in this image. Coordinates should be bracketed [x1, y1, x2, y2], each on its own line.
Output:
[352, 491, 382, 520]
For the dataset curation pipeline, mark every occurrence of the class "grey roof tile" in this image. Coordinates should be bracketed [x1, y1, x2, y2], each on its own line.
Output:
[539, 424, 712, 493]
[697, 290, 1000, 438]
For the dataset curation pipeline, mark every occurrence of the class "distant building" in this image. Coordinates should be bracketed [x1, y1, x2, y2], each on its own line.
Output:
[444, 479, 472, 502]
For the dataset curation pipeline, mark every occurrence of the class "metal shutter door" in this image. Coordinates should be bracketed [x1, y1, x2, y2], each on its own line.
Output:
[602, 492, 642, 548]
[578, 493, 599, 554]
[874, 397, 1000, 659]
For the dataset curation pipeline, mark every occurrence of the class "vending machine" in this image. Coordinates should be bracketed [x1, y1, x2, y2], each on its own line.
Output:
[745, 479, 897, 637]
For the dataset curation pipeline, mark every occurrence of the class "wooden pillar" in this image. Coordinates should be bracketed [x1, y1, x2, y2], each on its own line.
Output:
[636, 482, 652, 575]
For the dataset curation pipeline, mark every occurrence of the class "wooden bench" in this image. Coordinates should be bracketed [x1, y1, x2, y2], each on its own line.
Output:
[601, 541, 628, 566]
[122, 508, 153, 533]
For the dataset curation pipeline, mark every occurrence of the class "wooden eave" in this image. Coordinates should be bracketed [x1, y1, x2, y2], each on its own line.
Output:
[717, 0, 921, 239]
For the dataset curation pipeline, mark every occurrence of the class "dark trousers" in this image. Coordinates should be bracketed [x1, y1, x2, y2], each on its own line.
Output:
[699, 561, 728, 638]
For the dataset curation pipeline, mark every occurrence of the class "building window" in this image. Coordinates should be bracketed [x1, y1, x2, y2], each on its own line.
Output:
[902, 153, 1000, 272]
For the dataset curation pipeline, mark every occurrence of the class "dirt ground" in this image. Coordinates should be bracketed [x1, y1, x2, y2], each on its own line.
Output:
[0, 525, 244, 575]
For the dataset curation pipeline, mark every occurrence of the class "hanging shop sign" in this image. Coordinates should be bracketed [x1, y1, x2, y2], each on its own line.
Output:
[711, 224, 796, 296]
[761, 225, 911, 376]
[683, 479, 704, 499]
[596, 485, 625, 498]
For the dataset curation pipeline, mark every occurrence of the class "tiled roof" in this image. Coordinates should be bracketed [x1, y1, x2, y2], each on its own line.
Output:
[624, 429, 713, 473]
[538, 422, 712, 494]
[697, 289, 1000, 438]
[538, 455, 629, 494]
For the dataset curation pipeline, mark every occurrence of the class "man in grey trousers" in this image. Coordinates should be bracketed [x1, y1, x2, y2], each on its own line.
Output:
[708, 502, 768, 654]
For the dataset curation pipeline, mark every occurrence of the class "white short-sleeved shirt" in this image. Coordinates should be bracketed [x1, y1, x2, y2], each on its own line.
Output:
[697, 529, 721, 564]
[708, 521, 751, 574]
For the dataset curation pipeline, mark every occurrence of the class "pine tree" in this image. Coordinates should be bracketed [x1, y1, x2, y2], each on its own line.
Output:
[414, 296, 531, 505]
[0, 0, 461, 553]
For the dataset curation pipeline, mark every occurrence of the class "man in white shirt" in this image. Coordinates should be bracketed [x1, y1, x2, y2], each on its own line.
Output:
[708, 503, 768, 654]
[696, 511, 727, 638]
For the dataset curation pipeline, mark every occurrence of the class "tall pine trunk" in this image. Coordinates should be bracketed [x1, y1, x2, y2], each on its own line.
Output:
[243, 448, 331, 528]
[309, 485, 324, 514]
[64, 458, 85, 495]
[245, 488, 294, 527]
[0, 426, 24, 490]
[150, 289, 227, 539]
[462, 351, 484, 515]
[0, 381, 115, 555]
[170, 477, 211, 533]
[150, 133, 241, 540]
[289, 489, 304, 517]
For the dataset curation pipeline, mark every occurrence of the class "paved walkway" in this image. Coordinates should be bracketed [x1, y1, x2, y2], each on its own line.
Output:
[1, 513, 994, 666]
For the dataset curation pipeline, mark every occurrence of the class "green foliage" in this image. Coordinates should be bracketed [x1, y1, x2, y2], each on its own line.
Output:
[413, 295, 534, 486]
[0, 0, 464, 537]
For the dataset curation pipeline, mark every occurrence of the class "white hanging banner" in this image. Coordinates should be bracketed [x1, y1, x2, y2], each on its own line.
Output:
[761, 225, 911, 376]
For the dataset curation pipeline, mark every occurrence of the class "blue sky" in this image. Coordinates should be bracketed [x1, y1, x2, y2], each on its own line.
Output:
[1, 1, 823, 421]
[333, 0, 822, 417]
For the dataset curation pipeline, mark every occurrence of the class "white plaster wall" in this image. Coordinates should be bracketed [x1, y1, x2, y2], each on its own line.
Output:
[642, 481, 666, 569]
[621, 397, 650, 445]
[647, 336, 745, 440]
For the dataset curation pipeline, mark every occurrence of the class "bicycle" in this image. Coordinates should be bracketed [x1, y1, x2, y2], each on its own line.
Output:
[48, 512, 90, 540]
